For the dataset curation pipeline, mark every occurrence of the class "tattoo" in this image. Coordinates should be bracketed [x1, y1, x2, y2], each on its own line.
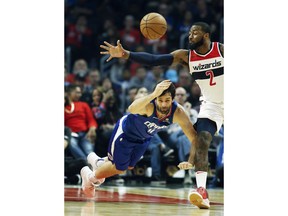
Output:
[194, 151, 209, 171]
[194, 131, 211, 171]
[179, 58, 188, 67]
[178, 50, 189, 67]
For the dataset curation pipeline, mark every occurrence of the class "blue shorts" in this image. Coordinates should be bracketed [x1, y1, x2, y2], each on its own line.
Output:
[107, 116, 150, 171]
[194, 118, 217, 137]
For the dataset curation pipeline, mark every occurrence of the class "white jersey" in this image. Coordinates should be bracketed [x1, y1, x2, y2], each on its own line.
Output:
[188, 42, 224, 104]
[188, 42, 224, 132]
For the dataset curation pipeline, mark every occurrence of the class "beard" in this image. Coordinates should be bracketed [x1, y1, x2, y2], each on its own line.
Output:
[189, 37, 204, 50]
[156, 104, 170, 115]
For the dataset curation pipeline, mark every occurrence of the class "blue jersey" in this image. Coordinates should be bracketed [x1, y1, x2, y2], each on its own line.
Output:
[122, 100, 178, 142]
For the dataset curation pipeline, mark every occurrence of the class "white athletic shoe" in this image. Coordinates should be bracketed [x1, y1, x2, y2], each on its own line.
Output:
[87, 152, 100, 171]
[87, 152, 106, 184]
[80, 166, 96, 198]
[188, 187, 210, 209]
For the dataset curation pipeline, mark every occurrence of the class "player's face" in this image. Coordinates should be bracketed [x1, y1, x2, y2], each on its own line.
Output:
[156, 93, 172, 115]
[188, 25, 205, 49]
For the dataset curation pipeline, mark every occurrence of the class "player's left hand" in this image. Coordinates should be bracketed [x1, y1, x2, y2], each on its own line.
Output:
[153, 80, 172, 97]
[177, 161, 194, 170]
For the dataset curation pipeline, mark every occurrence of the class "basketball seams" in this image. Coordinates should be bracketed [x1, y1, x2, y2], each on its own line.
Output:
[145, 14, 149, 38]
[142, 14, 164, 22]
[140, 13, 167, 40]
[146, 27, 165, 38]
[140, 23, 167, 26]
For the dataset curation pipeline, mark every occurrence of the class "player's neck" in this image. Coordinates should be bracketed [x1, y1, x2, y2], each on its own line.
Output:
[195, 41, 212, 55]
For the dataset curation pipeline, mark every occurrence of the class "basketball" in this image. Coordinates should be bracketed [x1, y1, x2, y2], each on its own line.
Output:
[140, 13, 167, 40]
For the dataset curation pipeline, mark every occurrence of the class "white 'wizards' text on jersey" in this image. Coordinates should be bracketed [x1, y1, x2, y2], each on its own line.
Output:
[188, 42, 224, 104]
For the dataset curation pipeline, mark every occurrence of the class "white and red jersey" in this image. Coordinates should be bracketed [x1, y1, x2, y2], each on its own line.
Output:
[188, 42, 224, 104]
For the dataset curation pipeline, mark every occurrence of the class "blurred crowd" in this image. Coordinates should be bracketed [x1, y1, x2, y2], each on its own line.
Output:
[64, 0, 224, 187]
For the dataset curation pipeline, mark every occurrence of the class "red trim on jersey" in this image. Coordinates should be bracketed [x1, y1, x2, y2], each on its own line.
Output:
[190, 42, 221, 61]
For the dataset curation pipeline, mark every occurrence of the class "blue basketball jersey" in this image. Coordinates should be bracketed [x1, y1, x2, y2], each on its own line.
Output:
[122, 100, 178, 141]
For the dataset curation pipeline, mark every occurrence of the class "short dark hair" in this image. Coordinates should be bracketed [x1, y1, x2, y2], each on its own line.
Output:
[65, 84, 79, 94]
[193, 22, 211, 36]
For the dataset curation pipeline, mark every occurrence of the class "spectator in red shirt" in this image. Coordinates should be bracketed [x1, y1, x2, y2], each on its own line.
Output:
[65, 59, 89, 84]
[119, 15, 141, 51]
[65, 84, 98, 160]
[65, 15, 93, 64]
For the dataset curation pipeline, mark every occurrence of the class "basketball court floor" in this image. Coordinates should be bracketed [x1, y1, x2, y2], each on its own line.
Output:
[64, 182, 224, 216]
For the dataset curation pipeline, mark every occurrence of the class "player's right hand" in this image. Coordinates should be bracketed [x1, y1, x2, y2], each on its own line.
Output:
[100, 40, 125, 62]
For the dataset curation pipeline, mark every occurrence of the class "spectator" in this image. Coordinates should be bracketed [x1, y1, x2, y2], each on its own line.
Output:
[119, 15, 141, 51]
[128, 66, 147, 89]
[176, 68, 192, 92]
[94, 89, 123, 157]
[64, 126, 88, 185]
[81, 68, 102, 105]
[123, 86, 138, 113]
[64, 126, 72, 150]
[65, 15, 93, 64]
[176, 10, 194, 35]
[143, 66, 165, 92]
[110, 58, 129, 87]
[91, 88, 106, 126]
[99, 77, 122, 108]
[66, 59, 89, 84]
[65, 84, 98, 160]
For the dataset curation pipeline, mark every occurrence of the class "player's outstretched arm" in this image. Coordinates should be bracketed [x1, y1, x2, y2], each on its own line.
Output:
[173, 104, 198, 169]
[100, 40, 188, 66]
[128, 80, 172, 115]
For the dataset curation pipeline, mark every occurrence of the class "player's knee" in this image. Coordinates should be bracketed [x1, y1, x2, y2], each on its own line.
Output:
[198, 131, 212, 150]
[128, 166, 134, 170]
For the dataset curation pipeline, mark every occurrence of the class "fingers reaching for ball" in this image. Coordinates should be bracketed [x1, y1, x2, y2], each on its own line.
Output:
[99, 40, 125, 62]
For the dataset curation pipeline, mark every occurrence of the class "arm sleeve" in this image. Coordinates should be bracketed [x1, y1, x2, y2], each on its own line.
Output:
[129, 52, 174, 66]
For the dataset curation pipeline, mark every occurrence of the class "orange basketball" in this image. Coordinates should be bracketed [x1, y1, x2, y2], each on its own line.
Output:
[140, 12, 167, 40]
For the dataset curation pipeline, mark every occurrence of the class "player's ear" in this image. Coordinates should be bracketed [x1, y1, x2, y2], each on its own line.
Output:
[204, 32, 209, 39]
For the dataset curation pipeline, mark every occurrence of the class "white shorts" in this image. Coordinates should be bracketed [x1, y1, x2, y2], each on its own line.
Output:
[197, 101, 224, 133]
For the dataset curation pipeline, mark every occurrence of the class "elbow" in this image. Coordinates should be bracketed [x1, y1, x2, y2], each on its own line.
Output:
[128, 105, 139, 114]
[127, 105, 134, 114]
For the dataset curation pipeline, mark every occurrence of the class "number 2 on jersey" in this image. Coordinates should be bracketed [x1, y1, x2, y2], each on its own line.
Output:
[206, 70, 216, 86]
